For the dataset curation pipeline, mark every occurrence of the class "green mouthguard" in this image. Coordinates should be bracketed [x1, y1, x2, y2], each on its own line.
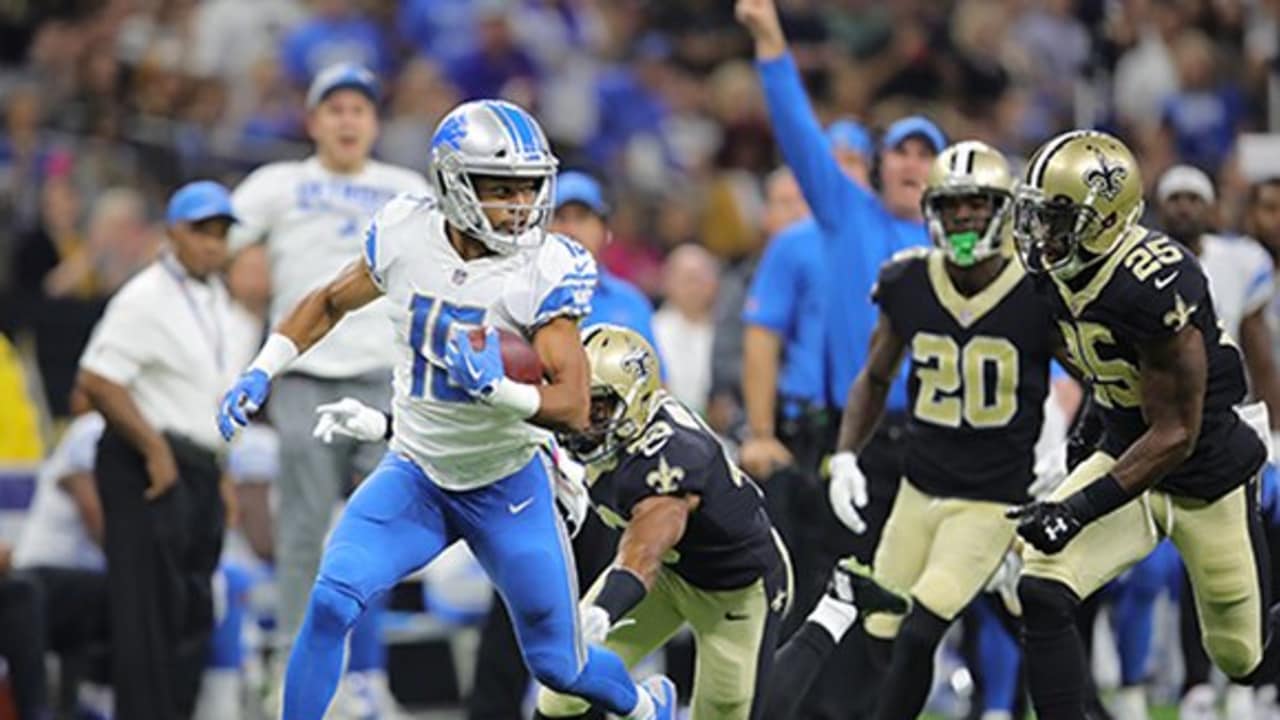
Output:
[947, 231, 980, 267]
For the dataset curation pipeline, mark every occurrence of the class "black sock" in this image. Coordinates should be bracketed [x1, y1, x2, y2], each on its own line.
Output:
[1020, 577, 1088, 720]
[867, 633, 894, 671]
[871, 604, 950, 720]
[762, 621, 837, 719]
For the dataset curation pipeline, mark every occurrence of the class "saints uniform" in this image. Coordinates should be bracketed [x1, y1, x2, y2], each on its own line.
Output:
[538, 395, 792, 720]
[864, 247, 1056, 640]
[1024, 225, 1271, 679]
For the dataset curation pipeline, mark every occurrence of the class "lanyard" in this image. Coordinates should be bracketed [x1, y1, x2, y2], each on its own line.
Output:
[161, 255, 225, 373]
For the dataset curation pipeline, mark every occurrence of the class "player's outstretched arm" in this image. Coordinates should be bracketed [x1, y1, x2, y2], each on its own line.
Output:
[580, 494, 699, 645]
[529, 317, 593, 432]
[217, 259, 382, 440]
[828, 313, 906, 534]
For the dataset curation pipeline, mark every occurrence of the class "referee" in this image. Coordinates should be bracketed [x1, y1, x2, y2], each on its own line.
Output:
[76, 180, 258, 720]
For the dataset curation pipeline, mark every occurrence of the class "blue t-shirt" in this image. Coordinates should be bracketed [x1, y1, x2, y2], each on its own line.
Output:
[742, 219, 826, 415]
[758, 53, 927, 411]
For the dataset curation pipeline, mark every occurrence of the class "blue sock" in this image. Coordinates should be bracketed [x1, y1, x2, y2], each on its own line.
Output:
[346, 592, 386, 673]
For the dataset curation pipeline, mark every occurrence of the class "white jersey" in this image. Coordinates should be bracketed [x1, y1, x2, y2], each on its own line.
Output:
[364, 195, 596, 490]
[229, 156, 430, 378]
[14, 413, 106, 572]
[1199, 233, 1273, 342]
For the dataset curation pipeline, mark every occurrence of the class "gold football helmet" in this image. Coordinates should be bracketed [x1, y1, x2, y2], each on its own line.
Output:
[1013, 130, 1144, 277]
[922, 140, 1014, 267]
[561, 324, 663, 463]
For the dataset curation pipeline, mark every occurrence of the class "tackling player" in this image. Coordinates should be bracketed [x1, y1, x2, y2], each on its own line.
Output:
[1009, 130, 1276, 719]
[531, 325, 910, 720]
[827, 141, 1059, 718]
[216, 100, 675, 720]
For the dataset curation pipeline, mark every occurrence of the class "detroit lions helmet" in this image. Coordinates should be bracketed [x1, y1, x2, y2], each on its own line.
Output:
[429, 100, 559, 255]
[1013, 130, 1143, 278]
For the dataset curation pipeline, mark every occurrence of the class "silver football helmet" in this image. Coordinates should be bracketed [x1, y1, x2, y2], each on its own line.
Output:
[429, 100, 559, 255]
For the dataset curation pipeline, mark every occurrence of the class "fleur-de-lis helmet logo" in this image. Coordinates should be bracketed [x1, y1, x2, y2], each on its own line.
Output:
[1083, 149, 1127, 201]
[621, 348, 651, 380]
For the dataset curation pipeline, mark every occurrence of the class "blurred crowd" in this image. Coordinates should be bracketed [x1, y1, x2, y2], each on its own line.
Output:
[1, 0, 1278, 428]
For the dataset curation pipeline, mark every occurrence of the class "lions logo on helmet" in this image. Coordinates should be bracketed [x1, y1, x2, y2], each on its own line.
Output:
[1013, 130, 1143, 278]
[922, 140, 1014, 267]
[560, 325, 663, 464]
[428, 100, 559, 255]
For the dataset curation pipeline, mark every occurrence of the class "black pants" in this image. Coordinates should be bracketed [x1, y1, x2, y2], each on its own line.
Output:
[94, 430, 224, 720]
[798, 414, 907, 720]
[0, 567, 109, 719]
[467, 510, 619, 719]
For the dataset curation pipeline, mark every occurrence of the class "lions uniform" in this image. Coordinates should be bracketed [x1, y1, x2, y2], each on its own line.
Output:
[226, 100, 675, 720]
[1013, 131, 1274, 717]
[364, 193, 595, 488]
[538, 357, 792, 720]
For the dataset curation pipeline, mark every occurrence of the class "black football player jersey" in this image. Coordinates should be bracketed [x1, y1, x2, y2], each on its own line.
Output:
[585, 396, 781, 591]
[1043, 227, 1266, 500]
[873, 249, 1057, 503]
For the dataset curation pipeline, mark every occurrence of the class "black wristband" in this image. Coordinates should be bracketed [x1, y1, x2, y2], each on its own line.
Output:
[593, 567, 647, 623]
[382, 411, 394, 441]
[1062, 473, 1130, 524]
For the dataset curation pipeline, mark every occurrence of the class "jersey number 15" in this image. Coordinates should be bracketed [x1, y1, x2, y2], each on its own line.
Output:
[409, 293, 484, 402]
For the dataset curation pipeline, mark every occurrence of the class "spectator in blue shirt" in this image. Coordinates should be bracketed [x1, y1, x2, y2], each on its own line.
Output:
[550, 171, 660, 351]
[1162, 30, 1243, 174]
[739, 122, 871, 483]
[280, 0, 392, 89]
[739, 0, 943, 716]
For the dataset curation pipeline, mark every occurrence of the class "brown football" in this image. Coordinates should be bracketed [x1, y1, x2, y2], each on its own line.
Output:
[468, 327, 545, 384]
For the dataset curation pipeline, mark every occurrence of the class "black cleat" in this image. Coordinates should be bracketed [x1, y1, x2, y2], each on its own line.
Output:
[826, 556, 911, 616]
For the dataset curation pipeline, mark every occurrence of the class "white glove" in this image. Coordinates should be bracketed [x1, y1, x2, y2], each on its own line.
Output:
[828, 451, 868, 534]
[1029, 441, 1069, 499]
[312, 398, 389, 444]
[580, 604, 610, 646]
[549, 445, 590, 538]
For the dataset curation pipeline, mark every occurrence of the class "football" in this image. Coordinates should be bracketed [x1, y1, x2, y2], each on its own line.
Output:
[468, 326, 545, 384]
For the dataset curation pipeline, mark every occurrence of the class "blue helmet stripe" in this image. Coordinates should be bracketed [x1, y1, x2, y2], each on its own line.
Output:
[485, 101, 526, 155]
[503, 105, 539, 155]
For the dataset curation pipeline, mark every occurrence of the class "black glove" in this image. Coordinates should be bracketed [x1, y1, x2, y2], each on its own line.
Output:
[1006, 500, 1084, 555]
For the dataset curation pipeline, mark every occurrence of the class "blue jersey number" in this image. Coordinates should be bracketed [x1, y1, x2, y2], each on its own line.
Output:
[408, 294, 485, 402]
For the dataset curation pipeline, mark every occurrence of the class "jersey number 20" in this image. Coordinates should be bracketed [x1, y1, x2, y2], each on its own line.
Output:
[913, 333, 1019, 428]
[409, 293, 484, 402]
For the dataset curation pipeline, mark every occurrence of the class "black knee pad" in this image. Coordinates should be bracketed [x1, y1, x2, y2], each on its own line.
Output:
[1019, 577, 1080, 633]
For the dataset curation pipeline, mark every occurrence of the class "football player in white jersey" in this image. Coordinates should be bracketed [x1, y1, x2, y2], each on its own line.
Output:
[217, 99, 676, 720]
[225, 62, 429, 704]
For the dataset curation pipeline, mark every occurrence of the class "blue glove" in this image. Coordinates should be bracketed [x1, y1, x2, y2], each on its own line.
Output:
[217, 369, 270, 440]
[444, 326, 504, 399]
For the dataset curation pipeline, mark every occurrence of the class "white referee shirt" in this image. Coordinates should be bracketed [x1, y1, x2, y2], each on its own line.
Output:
[228, 156, 430, 378]
[79, 254, 262, 451]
